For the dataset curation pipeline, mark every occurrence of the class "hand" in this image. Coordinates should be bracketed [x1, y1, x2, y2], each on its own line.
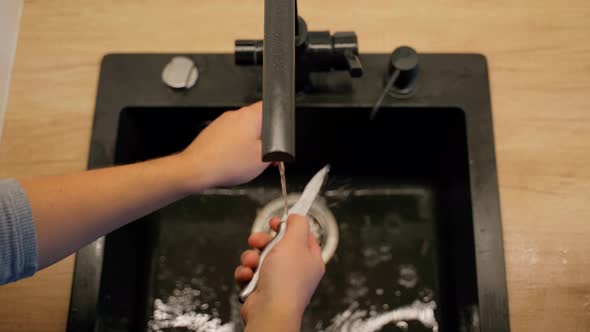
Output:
[235, 215, 325, 331]
[179, 102, 269, 191]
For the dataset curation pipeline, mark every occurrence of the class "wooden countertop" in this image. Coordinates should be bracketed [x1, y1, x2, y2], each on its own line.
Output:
[0, 1, 589, 331]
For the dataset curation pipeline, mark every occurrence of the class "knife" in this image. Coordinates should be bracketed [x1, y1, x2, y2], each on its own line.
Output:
[239, 165, 330, 303]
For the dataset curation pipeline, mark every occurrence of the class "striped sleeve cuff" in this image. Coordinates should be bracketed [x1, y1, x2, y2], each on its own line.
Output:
[0, 179, 38, 284]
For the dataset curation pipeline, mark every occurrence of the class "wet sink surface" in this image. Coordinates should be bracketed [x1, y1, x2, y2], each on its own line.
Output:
[95, 107, 478, 331]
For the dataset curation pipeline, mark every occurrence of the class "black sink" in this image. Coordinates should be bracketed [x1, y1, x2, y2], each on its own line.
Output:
[68, 54, 509, 332]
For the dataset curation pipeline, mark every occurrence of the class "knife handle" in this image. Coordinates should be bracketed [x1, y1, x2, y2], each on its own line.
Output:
[239, 221, 287, 303]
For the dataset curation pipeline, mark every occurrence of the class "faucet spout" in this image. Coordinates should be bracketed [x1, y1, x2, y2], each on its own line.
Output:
[261, 0, 296, 162]
[236, 0, 363, 162]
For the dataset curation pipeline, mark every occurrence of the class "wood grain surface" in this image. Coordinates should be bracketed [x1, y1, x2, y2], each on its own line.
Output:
[0, 0, 589, 331]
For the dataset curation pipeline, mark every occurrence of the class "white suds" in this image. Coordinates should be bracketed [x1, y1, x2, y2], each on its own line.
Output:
[323, 300, 438, 332]
[147, 287, 234, 332]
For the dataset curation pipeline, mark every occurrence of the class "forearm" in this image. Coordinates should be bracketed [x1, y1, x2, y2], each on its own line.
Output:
[12, 103, 267, 273]
[20, 154, 200, 268]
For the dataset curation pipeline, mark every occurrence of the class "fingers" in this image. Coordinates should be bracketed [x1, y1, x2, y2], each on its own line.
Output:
[283, 214, 311, 245]
[269, 217, 281, 231]
[241, 218, 282, 278]
[308, 233, 322, 258]
[240, 250, 260, 269]
[247, 218, 281, 249]
[243, 100, 262, 111]
[307, 234, 326, 276]
[239, 101, 263, 139]
[306, 224, 324, 271]
[234, 265, 253, 285]
[254, 142, 270, 169]
[234, 249, 258, 287]
[248, 232, 273, 250]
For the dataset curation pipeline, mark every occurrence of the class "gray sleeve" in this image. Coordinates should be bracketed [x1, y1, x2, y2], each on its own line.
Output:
[0, 179, 38, 285]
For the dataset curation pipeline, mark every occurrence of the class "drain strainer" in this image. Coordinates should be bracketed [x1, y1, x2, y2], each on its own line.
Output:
[252, 194, 339, 263]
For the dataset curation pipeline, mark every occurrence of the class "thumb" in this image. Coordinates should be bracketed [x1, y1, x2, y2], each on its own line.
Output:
[283, 214, 311, 247]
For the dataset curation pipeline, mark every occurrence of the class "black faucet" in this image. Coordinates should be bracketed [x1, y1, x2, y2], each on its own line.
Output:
[235, 0, 363, 162]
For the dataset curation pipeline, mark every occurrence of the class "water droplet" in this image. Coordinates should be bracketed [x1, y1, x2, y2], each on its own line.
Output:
[421, 240, 430, 256]
[382, 303, 390, 310]
[200, 303, 209, 310]
[395, 290, 402, 297]
[376, 288, 384, 295]
[348, 272, 367, 287]
[396, 321, 409, 331]
[398, 264, 418, 288]
[315, 320, 324, 329]
[363, 248, 377, 258]
[419, 288, 434, 302]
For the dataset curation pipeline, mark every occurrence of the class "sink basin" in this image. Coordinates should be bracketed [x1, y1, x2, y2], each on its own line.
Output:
[68, 54, 509, 332]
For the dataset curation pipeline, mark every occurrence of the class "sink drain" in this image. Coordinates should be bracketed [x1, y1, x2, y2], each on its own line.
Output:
[252, 194, 339, 263]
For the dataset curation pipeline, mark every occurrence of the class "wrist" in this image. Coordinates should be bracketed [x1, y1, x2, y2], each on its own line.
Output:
[245, 300, 303, 332]
[162, 153, 209, 195]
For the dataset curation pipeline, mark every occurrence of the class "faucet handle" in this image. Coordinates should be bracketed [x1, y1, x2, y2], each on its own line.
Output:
[333, 32, 364, 77]
[344, 52, 363, 77]
[235, 40, 263, 65]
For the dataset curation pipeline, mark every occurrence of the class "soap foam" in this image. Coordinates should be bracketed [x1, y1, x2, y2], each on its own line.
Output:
[323, 300, 439, 332]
